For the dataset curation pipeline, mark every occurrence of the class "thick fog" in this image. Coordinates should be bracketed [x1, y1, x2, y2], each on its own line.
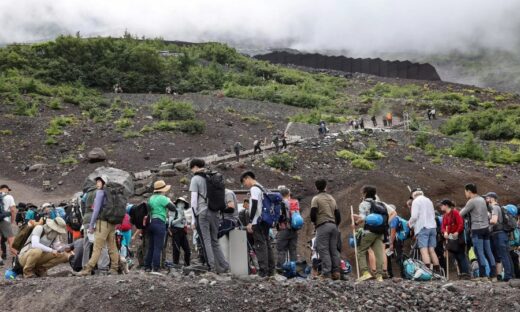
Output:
[1, 0, 519, 56]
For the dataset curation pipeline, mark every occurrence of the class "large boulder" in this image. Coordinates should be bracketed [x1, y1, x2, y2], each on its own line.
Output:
[174, 162, 188, 172]
[83, 167, 134, 196]
[88, 148, 107, 163]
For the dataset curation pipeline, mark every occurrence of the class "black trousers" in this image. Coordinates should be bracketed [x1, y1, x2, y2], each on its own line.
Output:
[172, 227, 191, 266]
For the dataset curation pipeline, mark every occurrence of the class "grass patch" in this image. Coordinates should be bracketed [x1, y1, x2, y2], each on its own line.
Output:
[362, 144, 385, 160]
[140, 125, 155, 133]
[265, 153, 296, 171]
[45, 137, 58, 145]
[449, 132, 486, 160]
[154, 120, 205, 134]
[404, 155, 414, 162]
[123, 130, 142, 139]
[59, 155, 78, 165]
[0, 130, 13, 135]
[122, 107, 136, 118]
[46, 115, 74, 136]
[351, 158, 376, 170]
[115, 118, 133, 131]
[336, 149, 361, 161]
[152, 97, 196, 121]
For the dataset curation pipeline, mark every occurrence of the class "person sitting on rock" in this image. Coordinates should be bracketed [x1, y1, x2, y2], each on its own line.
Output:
[18, 217, 72, 278]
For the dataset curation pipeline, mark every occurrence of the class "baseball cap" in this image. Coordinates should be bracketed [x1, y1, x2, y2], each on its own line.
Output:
[483, 192, 498, 199]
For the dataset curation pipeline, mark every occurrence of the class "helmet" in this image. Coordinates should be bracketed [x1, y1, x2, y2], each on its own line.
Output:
[505, 204, 518, 217]
[365, 213, 384, 227]
[4, 269, 16, 280]
[290, 212, 304, 230]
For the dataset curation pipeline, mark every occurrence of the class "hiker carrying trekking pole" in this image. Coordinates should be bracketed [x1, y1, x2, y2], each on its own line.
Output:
[350, 205, 360, 279]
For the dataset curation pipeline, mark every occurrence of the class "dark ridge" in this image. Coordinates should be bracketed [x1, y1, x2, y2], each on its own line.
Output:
[254, 51, 441, 81]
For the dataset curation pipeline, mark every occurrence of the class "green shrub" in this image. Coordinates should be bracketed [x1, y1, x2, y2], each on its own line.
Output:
[152, 97, 195, 121]
[123, 130, 142, 139]
[431, 156, 443, 165]
[404, 155, 414, 162]
[0, 130, 13, 135]
[424, 144, 438, 156]
[12, 96, 38, 116]
[352, 158, 376, 170]
[140, 125, 155, 133]
[122, 107, 136, 118]
[265, 153, 296, 171]
[241, 116, 262, 123]
[336, 150, 361, 160]
[48, 98, 62, 110]
[45, 137, 58, 145]
[46, 115, 74, 136]
[487, 144, 520, 164]
[362, 144, 385, 160]
[290, 110, 347, 124]
[154, 120, 205, 134]
[449, 133, 486, 160]
[415, 132, 429, 149]
[59, 155, 78, 165]
[115, 118, 133, 131]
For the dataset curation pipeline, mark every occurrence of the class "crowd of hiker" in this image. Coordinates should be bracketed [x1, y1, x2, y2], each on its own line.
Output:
[1, 172, 520, 284]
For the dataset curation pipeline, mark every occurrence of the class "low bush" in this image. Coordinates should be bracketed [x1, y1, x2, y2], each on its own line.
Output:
[154, 120, 205, 134]
[362, 144, 385, 160]
[0, 130, 13, 135]
[336, 150, 361, 161]
[414, 132, 429, 149]
[265, 153, 296, 171]
[152, 97, 195, 121]
[115, 118, 133, 131]
[404, 155, 414, 162]
[123, 130, 142, 139]
[449, 133, 486, 160]
[122, 107, 136, 118]
[59, 155, 78, 165]
[352, 158, 376, 170]
[48, 98, 62, 110]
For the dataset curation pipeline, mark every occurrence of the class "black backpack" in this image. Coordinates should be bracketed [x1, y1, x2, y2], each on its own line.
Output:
[364, 200, 389, 235]
[196, 171, 226, 213]
[99, 183, 129, 225]
[66, 204, 83, 232]
[501, 206, 517, 233]
[129, 202, 150, 230]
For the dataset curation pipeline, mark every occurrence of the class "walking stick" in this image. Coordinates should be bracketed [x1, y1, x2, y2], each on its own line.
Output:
[446, 249, 449, 280]
[350, 205, 360, 279]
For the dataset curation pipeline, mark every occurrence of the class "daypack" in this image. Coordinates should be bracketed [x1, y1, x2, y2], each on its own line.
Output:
[396, 217, 411, 241]
[290, 211, 304, 230]
[196, 171, 226, 213]
[501, 206, 517, 233]
[66, 204, 82, 232]
[364, 200, 389, 235]
[99, 183, 129, 225]
[254, 185, 283, 227]
[12, 221, 42, 252]
[129, 202, 150, 230]
[510, 228, 520, 247]
[117, 214, 132, 232]
[403, 258, 433, 281]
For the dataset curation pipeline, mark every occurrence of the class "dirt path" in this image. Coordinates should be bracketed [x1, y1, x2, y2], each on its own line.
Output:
[0, 177, 74, 206]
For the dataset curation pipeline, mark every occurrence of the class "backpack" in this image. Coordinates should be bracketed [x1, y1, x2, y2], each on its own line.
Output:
[12, 222, 41, 252]
[364, 200, 389, 235]
[396, 217, 410, 241]
[510, 228, 520, 247]
[118, 214, 132, 232]
[99, 183, 129, 225]
[129, 202, 150, 230]
[403, 258, 433, 281]
[254, 185, 283, 227]
[290, 211, 304, 230]
[196, 171, 226, 213]
[501, 206, 517, 233]
[66, 204, 83, 232]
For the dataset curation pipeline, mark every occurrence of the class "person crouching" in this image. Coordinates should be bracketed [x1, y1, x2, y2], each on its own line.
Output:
[18, 217, 72, 278]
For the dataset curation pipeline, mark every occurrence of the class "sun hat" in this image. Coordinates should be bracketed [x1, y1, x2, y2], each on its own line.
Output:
[46, 217, 67, 234]
[153, 180, 171, 193]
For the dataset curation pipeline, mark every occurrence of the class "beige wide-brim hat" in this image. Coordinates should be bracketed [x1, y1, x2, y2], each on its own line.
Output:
[46, 217, 67, 234]
[153, 180, 171, 193]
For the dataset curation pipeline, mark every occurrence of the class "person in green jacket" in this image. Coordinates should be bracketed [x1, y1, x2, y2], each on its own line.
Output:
[145, 180, 175, 272]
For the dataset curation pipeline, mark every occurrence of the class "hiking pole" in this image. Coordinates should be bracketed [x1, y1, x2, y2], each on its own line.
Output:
[445, 249, 449, 281]
[350, 205, 360, 279]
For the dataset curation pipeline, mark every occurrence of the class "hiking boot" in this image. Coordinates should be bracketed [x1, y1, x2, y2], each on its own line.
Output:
[109, 268, 119, 275]
[35, 268, 48, 277]
[376, 274, 384, 282]
[73, 268, 92, 277]
[331, 272, 341, 281]
[356, 271, 374, 283]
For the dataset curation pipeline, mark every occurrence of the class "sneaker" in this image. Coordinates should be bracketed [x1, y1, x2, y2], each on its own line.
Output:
[376, 274, 384, 282]
[356, 271, 374, 283]
[331, 272, 341, 281]
[73, 269, 92, 277]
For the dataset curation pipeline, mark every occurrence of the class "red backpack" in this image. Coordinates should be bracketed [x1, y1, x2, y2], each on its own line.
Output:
[117, 214, 132, 231]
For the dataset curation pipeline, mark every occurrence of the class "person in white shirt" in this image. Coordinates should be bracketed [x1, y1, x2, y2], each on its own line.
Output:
[0, 184, 18, 259]
[408, 188, 441, 273]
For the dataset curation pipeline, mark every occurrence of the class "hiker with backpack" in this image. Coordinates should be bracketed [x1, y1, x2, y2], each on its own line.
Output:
[439, 199, 471, 279]
[460, 183, 496, 281]
[352, 185, 389, 282]
[310, 179, 341, 280]
[276, 187, 302, 270]
[253, 140, 263, 155]
[408, 188, 442, 275]
[485, 192, 514, 281]
[233, 142, 245, 162]
[17, 217, 72, 277]
[0, 184, 18, 262]
[272, 134, 280, 153]
[75, 175, 121, 276]
[169, 197, 191, 266]
[190, 158, 230, 273]
[241, 170, 276, 277]
[388, 212, 411, 278]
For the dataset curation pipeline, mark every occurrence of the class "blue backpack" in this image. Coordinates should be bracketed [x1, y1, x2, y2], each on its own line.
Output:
[254, 185, 282, 227]
[403, 259, 432, 281]
[510, 228, 520, 247]
[396, 217, 410, 241]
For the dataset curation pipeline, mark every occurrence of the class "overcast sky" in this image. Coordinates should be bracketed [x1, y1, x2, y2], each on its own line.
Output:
[1, 0, 519, 56]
